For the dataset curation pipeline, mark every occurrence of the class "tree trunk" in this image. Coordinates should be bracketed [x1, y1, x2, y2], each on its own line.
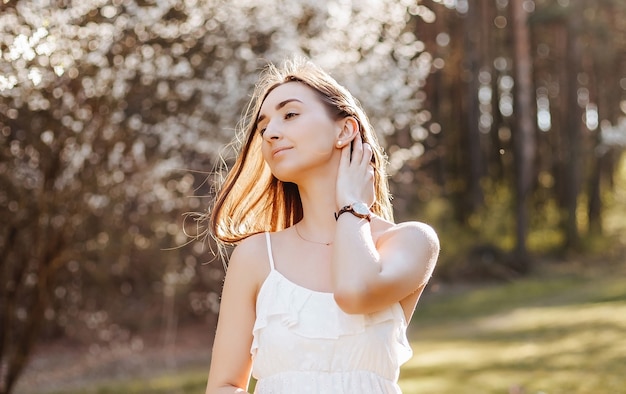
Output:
[463, 0, 485, 215]
[510, 0, 536, 270]
[563, 0, 584, 249]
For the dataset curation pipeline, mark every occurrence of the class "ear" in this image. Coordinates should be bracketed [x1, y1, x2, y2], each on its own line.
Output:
[335, 116, 359, 148]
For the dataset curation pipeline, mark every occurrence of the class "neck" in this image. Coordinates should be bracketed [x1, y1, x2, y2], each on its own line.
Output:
[295, 171, 338, 241]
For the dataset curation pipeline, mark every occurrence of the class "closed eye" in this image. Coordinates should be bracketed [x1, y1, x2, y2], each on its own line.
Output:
[258, 112, 298, 135]
[256, 121, 267, 135]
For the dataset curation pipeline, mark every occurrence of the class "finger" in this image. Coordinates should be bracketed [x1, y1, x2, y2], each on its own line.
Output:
[352, 133, 363, 164]
[340, 139, 351, 168]
[361, 142, 373, 166]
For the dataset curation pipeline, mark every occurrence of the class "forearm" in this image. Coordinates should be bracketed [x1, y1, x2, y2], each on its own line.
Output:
[331, 214, 382, 311]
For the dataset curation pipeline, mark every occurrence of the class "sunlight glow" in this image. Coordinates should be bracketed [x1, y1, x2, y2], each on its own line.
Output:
[498, 75, 514, 117]
[0, 75, 18, 91]
[478, 71, 493, 132]
[431, 0, 465, 12]
[601, 118, 626, 147]
[585, 103, 598, 131]
[28, 68, 43, 86]
[53, 65, 65, 76]
[537, 88, 551, 131]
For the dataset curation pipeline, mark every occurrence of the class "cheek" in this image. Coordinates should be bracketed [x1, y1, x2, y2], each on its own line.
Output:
[308, 141, 337, 163]
[310, 120, 340, 149]
[260, 144, 270, 162]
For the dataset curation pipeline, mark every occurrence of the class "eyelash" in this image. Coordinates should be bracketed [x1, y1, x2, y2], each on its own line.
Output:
[258, 112, 298, 135]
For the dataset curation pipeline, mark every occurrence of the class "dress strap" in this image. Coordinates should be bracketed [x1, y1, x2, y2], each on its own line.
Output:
[264, 232, 276, 271]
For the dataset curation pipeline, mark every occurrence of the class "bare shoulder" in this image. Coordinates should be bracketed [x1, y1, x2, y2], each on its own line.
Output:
[230, 232, 269, 264]
[395, 221, 439, 247]
[378, 221, 439, 248]
[376, 220, 440, 256]
[376, 220, 440, 296]
[225, 232, 271, 290]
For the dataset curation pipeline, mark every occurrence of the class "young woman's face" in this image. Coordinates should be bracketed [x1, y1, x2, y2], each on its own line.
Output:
[257, 82, 341, 182]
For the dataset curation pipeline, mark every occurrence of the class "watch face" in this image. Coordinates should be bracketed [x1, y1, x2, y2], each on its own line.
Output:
[352, 202, 370, 216]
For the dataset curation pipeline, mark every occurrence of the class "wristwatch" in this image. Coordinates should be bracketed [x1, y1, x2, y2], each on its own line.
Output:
[334, 202, 372, 222]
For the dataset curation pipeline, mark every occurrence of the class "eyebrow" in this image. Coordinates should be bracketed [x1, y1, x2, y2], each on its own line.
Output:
[257, 98, 303, 124]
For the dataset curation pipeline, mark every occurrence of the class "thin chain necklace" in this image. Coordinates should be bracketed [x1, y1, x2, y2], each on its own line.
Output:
[294, 223, 333, 246]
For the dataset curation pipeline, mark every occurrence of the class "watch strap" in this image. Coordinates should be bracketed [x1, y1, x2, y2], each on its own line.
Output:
[334, 204, 372, 221]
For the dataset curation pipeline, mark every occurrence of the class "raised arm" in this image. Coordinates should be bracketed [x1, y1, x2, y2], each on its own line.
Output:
[332, 132, 439, 314]
[331, 218, 439, 315]
[206, 235, 265, 394]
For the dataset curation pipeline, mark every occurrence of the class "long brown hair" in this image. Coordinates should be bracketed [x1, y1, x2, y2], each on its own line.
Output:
[207, 57, 393, 247]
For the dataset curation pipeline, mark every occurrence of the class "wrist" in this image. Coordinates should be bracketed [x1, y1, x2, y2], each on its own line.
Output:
[335, 201, 372, 222]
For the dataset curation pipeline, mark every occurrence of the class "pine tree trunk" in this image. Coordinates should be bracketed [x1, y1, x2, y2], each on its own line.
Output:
[510, 0, 536, 270]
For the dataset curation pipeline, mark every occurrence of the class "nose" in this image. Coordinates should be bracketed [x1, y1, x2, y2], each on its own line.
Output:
[262, 119, 281, 141]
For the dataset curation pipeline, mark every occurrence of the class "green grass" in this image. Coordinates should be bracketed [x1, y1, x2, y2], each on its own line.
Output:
[41, 260, 626, 394]
[400, 261, 626, 394]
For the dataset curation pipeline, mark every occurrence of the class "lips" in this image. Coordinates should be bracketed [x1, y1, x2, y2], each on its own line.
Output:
[271, 146, 292, 157]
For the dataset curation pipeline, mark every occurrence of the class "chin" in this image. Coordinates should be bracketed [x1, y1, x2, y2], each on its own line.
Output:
[269, 159, 328, 184]
[273, 172, 298, 184]
[270, 165, 305, 184]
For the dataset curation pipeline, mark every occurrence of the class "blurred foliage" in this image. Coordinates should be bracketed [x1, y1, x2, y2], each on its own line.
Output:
[1, 0, 625, 392]
[429, 146, 626, 283]
[0, 0, 437, 392]
[401, 0, 626, 278]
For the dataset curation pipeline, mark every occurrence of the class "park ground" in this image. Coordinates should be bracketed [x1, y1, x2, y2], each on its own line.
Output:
[16, 254, 626, 394]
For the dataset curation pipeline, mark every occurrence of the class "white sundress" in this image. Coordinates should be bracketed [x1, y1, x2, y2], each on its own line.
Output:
[250, 232, 413, 393]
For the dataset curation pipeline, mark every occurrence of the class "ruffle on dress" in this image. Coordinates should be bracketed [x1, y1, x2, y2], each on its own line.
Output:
[250, 269, 413, 365]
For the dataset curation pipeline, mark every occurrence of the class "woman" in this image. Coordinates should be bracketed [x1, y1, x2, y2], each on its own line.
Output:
[204, 57, 440, 394]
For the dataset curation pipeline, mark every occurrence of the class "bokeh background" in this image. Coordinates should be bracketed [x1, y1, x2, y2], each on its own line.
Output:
[1, 0, 625, 393]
